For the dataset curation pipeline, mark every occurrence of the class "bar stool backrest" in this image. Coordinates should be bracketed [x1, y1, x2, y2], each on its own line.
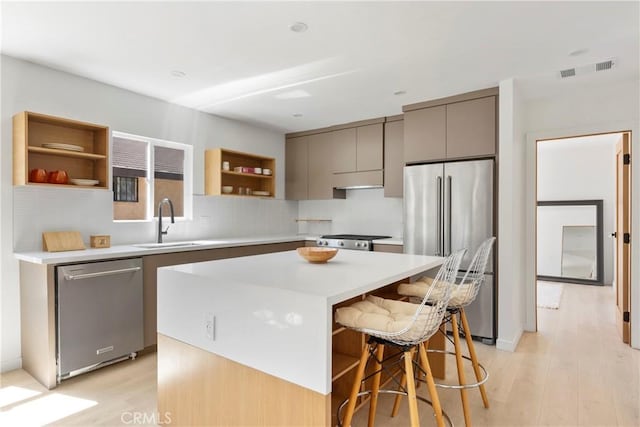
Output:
[454, 237, 496, 308]
[361, 249, 466, 346]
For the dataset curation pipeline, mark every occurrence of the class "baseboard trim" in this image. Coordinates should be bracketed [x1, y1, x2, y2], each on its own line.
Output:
[1, 356, 22, 373]
[496, 328, 523, 352]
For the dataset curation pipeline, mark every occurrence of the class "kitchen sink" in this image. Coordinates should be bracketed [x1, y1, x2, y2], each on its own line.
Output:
[132, 240, 226, 249]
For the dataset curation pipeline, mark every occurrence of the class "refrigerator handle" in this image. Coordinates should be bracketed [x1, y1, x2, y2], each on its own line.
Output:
[436, 176, 442, 256]
[446, 175, 452, 256]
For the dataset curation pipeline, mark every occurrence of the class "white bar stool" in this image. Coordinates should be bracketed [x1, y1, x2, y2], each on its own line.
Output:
[334, 249, 465, 427]
[397, 237, 496, 427]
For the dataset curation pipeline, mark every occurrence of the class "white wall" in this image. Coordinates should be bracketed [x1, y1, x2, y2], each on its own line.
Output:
[523, 78, 640, 348]
[496, 78, 527, 351]
[0, 55, 298, 371]
[537, 135, 617, 283]
[297, 188, 403, 237]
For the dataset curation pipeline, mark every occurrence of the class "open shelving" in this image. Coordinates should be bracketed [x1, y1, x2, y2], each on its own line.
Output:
[13, 111, 110, 189]
[204, 148, 275, 197]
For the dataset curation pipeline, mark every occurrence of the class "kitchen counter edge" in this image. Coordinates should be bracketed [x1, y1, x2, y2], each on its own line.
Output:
[14, 235, 319, 265]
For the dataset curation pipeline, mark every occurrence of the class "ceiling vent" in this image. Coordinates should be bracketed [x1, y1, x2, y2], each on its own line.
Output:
[559, 58, 616, 79]
[596, 60, 614, 71]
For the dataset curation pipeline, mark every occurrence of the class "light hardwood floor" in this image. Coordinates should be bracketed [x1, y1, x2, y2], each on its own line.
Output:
[1, 283, 638, 426]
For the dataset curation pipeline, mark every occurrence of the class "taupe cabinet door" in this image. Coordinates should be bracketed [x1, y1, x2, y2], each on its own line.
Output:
[404, 96, 496, 163]
[404, 105, 446, 163]
[331, 128, 357, 173]
[308, 132, 335, 199]
[285, 136, 308, 200]
[446, 96, 496, 159]
[356, 124, 383, 171]
[384, 120, 404, 197]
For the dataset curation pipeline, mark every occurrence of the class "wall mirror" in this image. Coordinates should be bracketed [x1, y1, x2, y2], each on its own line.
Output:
[537, 200, 603, 285]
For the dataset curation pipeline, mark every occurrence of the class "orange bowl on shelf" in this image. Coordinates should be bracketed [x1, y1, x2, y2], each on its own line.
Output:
[297, 247, 338, 264]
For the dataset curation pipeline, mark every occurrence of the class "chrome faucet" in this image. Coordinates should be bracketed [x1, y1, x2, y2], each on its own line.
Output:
[157, 198, 175, 243]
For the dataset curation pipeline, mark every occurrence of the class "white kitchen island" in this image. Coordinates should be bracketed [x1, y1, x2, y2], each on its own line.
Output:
[157, 249, 443, 426]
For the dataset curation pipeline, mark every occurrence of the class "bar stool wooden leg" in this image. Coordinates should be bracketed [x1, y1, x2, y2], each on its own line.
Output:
[390, 360, 407, 417]
[452, 312, 472, 426]
[343, 343, 371, 427]
[367, 344, 385, 427]
[460, 308, 489, 408]
[419, 342, 445, 427]
[403, 349, 420, 427]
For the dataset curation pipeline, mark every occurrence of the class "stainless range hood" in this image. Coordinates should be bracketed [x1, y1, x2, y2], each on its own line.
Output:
[332, 170, 383, 190]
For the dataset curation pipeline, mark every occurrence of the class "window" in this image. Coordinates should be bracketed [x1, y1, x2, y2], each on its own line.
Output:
[113, 176, 138, 202]
[112, 132, 192, 221]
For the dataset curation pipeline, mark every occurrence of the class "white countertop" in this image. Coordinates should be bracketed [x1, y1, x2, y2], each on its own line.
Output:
[157, 250, 441, 394]
[13, 235, 315, 264]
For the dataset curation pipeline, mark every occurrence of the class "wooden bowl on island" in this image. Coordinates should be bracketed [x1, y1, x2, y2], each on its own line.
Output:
[297, 247, 338, 263]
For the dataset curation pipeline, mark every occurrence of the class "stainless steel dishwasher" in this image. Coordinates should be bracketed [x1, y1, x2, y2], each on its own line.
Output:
[56, 258, 143, 382]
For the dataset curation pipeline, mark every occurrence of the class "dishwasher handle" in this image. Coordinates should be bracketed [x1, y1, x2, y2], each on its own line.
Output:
[64, 266, 141, 281]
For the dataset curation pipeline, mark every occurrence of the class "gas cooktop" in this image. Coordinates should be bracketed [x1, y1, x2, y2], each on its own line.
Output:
[317, 234, 391, 251]
[321, 234, 391, 240]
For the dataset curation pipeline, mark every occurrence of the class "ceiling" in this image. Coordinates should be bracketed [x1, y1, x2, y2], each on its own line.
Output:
[2, 1, 638, 133]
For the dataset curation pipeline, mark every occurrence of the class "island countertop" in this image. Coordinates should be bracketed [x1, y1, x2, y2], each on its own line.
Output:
[157, 249, 442, 396]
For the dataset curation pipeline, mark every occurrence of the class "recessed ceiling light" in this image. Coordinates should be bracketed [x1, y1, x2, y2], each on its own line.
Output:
[289, 22, 308, 33]
[171, 70, 186, 78]
[275, 90, 311, 100]
[393, 90, 407, 96]
[293, 113, 303, 118]
[568, 48, 588, 57]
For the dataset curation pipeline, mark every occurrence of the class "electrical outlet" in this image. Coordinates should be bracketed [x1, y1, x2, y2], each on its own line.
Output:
[205, 312, 215, 341]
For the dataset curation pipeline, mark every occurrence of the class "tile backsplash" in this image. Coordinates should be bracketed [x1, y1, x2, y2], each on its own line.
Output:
[297, 188, 403, 237]
[13, 186, 400, 252]
[13, 186, 298, 251]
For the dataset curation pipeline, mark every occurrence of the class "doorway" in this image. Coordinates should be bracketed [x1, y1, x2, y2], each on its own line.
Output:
[535, 132, 631, 342]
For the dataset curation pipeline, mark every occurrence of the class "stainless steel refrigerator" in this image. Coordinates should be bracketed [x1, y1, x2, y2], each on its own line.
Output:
[404, 159, 495, 343]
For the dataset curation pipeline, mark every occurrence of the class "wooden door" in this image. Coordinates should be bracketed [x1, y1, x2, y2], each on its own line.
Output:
[615, 133, 631, 343]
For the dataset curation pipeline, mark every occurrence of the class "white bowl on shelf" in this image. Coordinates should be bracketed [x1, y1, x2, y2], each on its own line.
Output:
[262, 168, 272, 176]
[70, 178, 99, 186]
[222, 186, 233, 194]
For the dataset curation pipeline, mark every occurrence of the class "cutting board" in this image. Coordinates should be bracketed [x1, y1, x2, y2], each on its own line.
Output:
[42, 231, 86, 252]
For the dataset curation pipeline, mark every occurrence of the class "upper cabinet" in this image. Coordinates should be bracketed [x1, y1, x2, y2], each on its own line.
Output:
[403, 106, 446, 163]
[446, 96, 496, 159]
[356, 124, 383, 171]
[307, 133, 346, 200]
[13, 111, 110, 188]
[286, 120, 383, 200]
[329, 124, 383, 173]
[403, 88, 498, 164]
[384, 118, 404, 198]
[285, 136, 309, 200]
[331, 128, 357, 173]
[204, 148, 275, 197]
